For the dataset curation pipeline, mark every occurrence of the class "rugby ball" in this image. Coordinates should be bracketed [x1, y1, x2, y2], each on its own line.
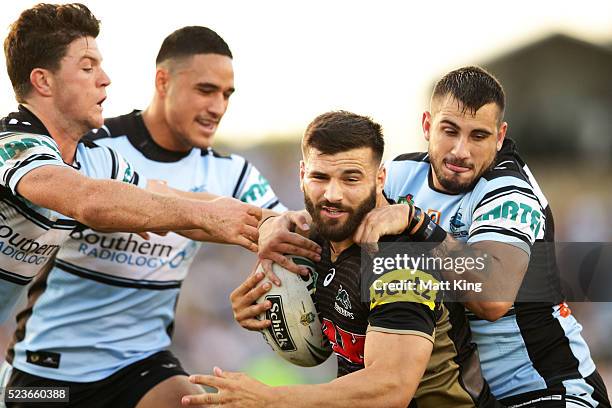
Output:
[257, 256, 332, 367]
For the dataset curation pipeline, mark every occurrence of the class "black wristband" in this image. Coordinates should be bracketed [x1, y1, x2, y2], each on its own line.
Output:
[407, 207, 447, 243]
[415, 213, 447, 242]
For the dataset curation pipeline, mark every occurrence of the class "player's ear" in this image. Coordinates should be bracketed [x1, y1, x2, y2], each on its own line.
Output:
[497, 121, 508, 151]
[155, 67, 170, 97]
[29, 68, 53, 97]
[299, 160, 306, 192]
[376, 165, 386, 194]
[422, 111, 432, 142]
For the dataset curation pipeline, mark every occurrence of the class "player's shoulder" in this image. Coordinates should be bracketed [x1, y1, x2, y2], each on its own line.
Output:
[480, 138, 530, 184]
[0, 128, 62, 159]
[0, 129, 57, 146]
[384, 152, 429, 196]
[201, 147, 235, 160]
[385, 151, 429, 174]
[0, 109, 56, 145]
[471, 138, 538, 201]
[200, 147, 247, 171]
[85, 110, 142, 142]
[391, 151, 429, 163]
[470, 139, 545, 214]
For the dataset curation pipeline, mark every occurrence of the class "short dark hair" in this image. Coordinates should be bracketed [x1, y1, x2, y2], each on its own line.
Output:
[302, 111, 385, 163]
[156, 26, 232, 66]
[4, 3, 100, 102]
[432, 66, 505, 120]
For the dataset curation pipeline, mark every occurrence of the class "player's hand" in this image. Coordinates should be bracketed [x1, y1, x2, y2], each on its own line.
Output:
[182, 367, 273, 407]
[229, 269, 272, 331]
[258, 210, 321, 285]
[199, 197, 262, 252]
[354, 204, 415, 253]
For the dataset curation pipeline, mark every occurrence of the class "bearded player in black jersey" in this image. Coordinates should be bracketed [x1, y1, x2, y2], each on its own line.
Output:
[181, 111, 500, 408]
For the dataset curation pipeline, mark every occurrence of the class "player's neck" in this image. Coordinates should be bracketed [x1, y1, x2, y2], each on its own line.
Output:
[329, 239, 354, 263]
[22, 102, 81, 164]
[428, 164, 453, 194]
[142, 103, 191, 153]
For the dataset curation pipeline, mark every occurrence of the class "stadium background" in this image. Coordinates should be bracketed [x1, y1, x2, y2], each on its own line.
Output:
[0, 0, 610, 397]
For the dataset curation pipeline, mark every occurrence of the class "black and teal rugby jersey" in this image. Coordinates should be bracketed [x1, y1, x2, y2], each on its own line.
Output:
[384, 139, 609, 406]
[313, 234, 500, 407]
[8, 110, 287, 383]
[0, 106, 141, 323]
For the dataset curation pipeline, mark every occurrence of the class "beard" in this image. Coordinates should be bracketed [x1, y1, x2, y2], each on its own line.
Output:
[304, 187, 377, 242]
[429, 152, 496, 194]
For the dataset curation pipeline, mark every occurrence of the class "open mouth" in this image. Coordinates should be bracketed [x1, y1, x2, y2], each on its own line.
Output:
[321, 206, 347, 219]
[196, 117, 218, 132]
[96, 96, 106, 108]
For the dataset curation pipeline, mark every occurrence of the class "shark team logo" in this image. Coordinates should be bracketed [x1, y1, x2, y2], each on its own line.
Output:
[449, 211, 468, 238]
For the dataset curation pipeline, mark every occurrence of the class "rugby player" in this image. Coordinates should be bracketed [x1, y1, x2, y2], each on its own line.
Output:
[0, 4, 260, 326]
[243, 67, 611, 407]
[3, 25, 285, 408]
[184, 111, 501, 407]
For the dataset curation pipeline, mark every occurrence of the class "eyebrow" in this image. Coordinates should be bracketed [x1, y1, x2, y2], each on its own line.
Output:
[440, 119, 493, 136]
[308, 170, 329, 177]
[440, 119, 460, 129]
[342, 169, 365, 176]
[308, 168, 364, 176]
[79, 55, 101, 64]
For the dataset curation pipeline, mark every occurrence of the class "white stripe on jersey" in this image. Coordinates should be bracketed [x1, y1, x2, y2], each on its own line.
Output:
[522, 164, 549, 209]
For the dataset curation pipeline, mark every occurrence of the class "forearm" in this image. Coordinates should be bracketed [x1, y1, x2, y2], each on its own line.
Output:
[429, 234, 521, 319]
[177, 210, 277, 242]
[430, 234, 495, 287]
[149, 182, 278, 221]
[73, 180, 205, 233]
[272, 366, 412, 408]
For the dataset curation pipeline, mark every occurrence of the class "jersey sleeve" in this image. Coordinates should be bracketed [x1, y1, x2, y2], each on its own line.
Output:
[467, 176, 545, 255]
[84, 144, 145, 188]
[0, 133, 69, 194]
[367, 268, 439, 343]
[231, 157, 287, 212]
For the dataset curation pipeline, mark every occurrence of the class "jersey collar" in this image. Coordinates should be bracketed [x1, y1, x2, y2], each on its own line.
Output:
[1, 105, 52, 136]
[128, 110, 193, 162]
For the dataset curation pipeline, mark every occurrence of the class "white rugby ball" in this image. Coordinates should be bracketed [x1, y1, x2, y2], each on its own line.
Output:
[257, 256, 332, 367]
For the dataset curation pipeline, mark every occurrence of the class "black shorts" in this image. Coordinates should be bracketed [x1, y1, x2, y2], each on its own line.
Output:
[5, 350, 187, 408]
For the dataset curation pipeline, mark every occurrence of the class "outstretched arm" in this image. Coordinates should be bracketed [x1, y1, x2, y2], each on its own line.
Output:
[182, 331, 432, 408]
[354, 204, 529, 321]
[17, 166, 261, 251]
[145, 179, 277, 244]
